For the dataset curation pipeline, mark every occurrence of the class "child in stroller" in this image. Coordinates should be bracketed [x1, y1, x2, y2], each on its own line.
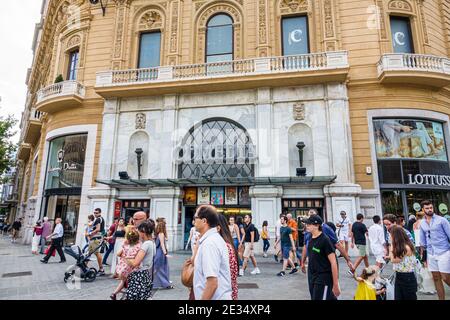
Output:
[63, 238, 107, 283]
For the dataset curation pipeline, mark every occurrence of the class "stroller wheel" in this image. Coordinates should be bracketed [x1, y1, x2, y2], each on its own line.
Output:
[85, 269, 97, 282]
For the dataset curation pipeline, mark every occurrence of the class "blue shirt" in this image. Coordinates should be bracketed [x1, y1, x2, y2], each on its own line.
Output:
[304, 223, 338, 249]
[419, 214, 450, 256]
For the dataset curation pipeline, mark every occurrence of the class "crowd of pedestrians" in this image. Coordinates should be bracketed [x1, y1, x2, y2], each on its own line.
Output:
[3, 196, 446, 301]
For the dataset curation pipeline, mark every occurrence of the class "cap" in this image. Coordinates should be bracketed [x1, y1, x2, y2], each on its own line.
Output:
[305, 215, 323, 225]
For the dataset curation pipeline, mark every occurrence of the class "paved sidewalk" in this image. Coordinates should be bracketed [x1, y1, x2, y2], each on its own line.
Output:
[0, 235, 447, 300]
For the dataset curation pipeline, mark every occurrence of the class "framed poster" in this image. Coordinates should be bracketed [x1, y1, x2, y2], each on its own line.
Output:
[238, 186, 250, 206]
[211, 187, 225, 206]
[184, 187, 197, 206]
[225, 187, 238, 205]
[198, 187, 210, 205]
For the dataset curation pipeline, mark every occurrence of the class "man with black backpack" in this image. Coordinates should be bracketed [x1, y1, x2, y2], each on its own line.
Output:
[87, 208, 106, 276]
[239, 214, 261, 276]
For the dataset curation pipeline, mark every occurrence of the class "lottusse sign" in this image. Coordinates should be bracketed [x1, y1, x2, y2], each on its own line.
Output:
[408, 174, 450, 186]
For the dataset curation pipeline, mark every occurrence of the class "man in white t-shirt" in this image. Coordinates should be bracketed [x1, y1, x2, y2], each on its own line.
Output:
[336, 211, 351, 256]
[368, 215, 386, 268]
[274, 213, 284, 263]
[193, 205, 232, 300]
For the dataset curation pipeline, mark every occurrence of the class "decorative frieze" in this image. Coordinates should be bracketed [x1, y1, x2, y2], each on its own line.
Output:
[279, 0, 309, 15]
[388, 0, 413, 12]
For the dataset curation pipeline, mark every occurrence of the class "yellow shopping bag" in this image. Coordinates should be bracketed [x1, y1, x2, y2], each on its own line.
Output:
[354, 280, 376, 300]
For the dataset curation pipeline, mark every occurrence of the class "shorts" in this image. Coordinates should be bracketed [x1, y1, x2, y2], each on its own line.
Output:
[243, 242, 254, 258]
[356, 245, 367, 257]
[338, 233, 349, 242]
[427, 251, 450, 274]
[88, 238, 102, 254]
[281, 246, 292, 260]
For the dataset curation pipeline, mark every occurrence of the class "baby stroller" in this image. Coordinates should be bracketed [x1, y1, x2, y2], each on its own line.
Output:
[374, 260, 395, 300]
[63, 239, 106, 283]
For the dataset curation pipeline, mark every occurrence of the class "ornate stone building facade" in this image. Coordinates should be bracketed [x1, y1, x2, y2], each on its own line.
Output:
[15, 0, 450, 250]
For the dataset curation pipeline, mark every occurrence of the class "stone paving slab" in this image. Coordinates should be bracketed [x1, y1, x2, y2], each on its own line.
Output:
[0, 235, 447, 300]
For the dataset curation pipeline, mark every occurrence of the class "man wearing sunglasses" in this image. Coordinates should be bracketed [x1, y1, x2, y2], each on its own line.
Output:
[419, 200, 450, 300]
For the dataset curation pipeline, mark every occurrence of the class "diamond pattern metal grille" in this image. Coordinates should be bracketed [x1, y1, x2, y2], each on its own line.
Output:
[178, 119, 255, 179]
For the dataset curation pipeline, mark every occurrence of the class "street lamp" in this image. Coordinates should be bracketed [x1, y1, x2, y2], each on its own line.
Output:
[89, 0, 109, 16]
[135, 148, 143, 180]
[296, 141, 306, 177]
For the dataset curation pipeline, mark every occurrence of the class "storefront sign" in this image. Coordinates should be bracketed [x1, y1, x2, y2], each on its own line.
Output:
[407, 174, 450, 186]
[413, 202, 421, 212]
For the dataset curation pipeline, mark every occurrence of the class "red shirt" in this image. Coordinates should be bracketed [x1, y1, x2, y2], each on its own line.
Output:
[108, 223, 117, 244]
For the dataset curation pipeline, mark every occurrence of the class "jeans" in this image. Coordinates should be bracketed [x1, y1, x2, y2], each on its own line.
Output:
[39, 236, 47, 254]
[102, 242, 115, 264]
[263, 239, 270, 253]
[233, 238, 242, 267]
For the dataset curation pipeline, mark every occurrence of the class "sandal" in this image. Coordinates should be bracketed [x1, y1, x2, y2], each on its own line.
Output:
[110, 293, 117, 300]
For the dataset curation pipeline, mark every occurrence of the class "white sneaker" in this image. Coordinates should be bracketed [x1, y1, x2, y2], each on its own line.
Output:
[239, 268, 244, 276]
[263, 253, 268, 258]
[250, 267, 261, 275]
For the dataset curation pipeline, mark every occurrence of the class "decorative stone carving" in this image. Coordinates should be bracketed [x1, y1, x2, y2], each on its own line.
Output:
[388, 0, 412, 12]
[416, 0, 429, 44]
[136, 113, 147, 130]
[376, 0, 387, 39]
[67, 35, 81, 49]
[139, 10, 163, 30]
[170, 1, 179, 53]
[279, 0, 309, 14]
[113, 6, 126, 59]
[323, 0, 335, 38]
[258, 0, 268, 45]
[293, 103, 305, 121]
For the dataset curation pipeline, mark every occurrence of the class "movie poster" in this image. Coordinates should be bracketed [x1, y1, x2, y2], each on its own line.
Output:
[239, 186, 250, 206]
[211, 187, 225, 206]
[373, 119, 447, 161]
[197, 187, 210, 205]
[184, 187, 197, 206]
[225, 187, 238, 205]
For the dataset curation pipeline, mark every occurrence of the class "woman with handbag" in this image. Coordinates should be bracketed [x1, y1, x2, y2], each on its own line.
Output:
[124, 220, 156, 300]
[31, 221, 43, 255]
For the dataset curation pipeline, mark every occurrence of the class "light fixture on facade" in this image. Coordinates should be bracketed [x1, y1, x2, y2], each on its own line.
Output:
[119, 171, 129, 180]
[89, 0, 109, 16]
[135, 148, 143, 180]
[296, 141, 307, 177]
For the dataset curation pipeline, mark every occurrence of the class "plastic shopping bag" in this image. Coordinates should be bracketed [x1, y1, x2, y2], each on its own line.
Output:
[354, 280, 376, 300]
[419, 267, 436, 294]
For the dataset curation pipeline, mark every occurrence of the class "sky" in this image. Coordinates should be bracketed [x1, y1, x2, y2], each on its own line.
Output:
[0, 1, 43, 143]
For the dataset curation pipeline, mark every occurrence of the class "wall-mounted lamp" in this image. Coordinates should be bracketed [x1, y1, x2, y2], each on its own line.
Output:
[296, 141, 307, 177]
[89, 0, 109, 16]
[119, 171, 129, 180]
[135, 148, 143, 180]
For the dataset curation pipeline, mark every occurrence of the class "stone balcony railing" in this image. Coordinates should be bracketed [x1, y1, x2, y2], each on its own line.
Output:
[95, 51, 349, 97]
[36, 80, 86, 113]
[377, 53, 450, 87]
[29, 108, 43, 122]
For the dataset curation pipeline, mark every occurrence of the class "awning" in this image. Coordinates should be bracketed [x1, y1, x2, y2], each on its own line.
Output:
[95, 176, 337, 188]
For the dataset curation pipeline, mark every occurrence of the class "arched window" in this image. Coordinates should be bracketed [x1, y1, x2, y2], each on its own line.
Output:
[206, 14, 234, 63]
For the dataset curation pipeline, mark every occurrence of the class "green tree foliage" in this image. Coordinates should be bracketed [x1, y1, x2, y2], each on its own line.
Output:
[0, 110, 17, 177]
[54, 74, 64, 83]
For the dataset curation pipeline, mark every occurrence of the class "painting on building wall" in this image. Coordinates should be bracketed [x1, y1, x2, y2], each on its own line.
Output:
[373, 119, 447, 161]
[198, 187, 210, 205]
[184, 187, 197, 206]
[225, 187, 238, 205]
[211, 187, 225, 206]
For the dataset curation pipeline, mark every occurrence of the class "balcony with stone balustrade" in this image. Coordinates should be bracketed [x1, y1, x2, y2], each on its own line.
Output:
[94, 51, 349, 98]
[22, 108, 44, 145]
[377, 53, 450, 88]
[36, 80, 86, 113]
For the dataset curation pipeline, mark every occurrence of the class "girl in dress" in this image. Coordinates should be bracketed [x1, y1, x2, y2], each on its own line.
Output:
[110, 229, 141, 300]
[31, 222, 43, 255]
